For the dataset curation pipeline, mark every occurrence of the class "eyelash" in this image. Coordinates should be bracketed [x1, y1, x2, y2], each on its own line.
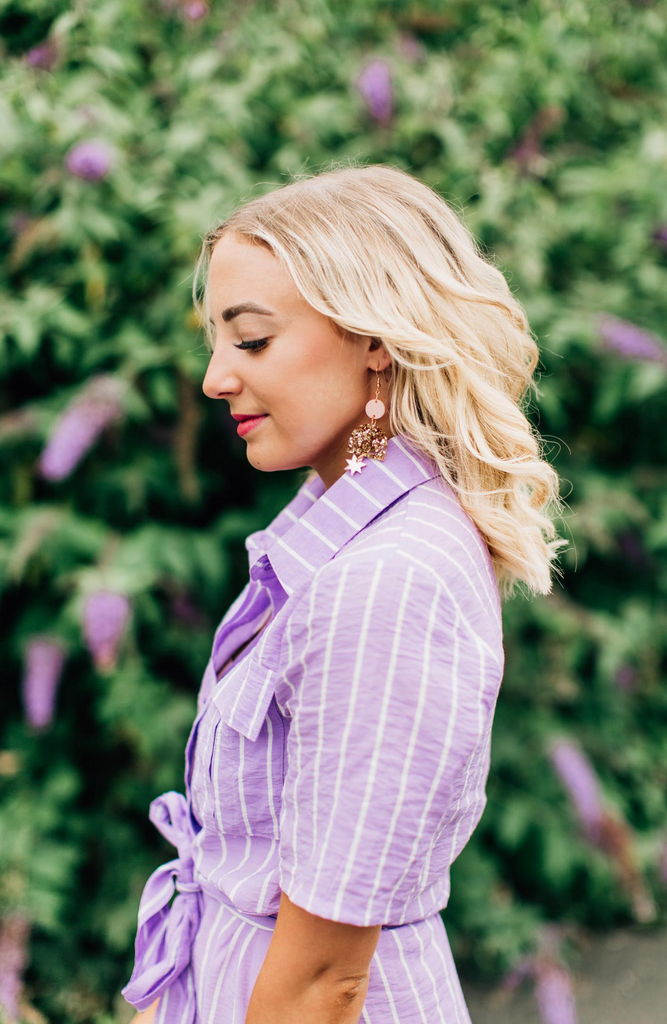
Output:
[234, 338, 269, 352]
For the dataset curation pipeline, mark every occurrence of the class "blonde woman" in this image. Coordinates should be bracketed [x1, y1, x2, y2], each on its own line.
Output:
[122, 162, 566, 1024]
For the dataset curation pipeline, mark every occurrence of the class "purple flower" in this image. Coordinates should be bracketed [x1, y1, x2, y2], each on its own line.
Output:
[614, 663, 637, 692]
[502, 954, 534, 991]
[73, 104, 98, 127]
[64, 139, 114, 181]
[38, 374, 125, 481]
[82, 590, 131, 672]
[510, 134, 544, 171]
[183, 0, 209, 19]
[8, 211, 31, 236]
[597, 314, 667, 364]
[596, 812, 657, 922]
[616, 528, 650, 569]
[659, 836, 667, 885]
[549, 739, 604, 843]
[0, 913, 30, 1021]
[21, 637, 66, 730]
[397, 33, 426, 62]
[509, 107, 563, 175]
[653, 225, 667, 249]
[534, 963, 578, 1024]
[25, 38, 59, 70]
[170, 590, 206, 628]
[503, 927, 579, 1023]
[357, 60, 394, 126]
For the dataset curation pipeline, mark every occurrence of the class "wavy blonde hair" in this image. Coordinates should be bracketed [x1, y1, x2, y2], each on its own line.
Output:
[192, 160, 569, 601]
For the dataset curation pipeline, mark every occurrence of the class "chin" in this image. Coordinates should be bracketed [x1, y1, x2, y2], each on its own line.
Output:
[246, 443, 309, 475]
[245, 447, 283, 473]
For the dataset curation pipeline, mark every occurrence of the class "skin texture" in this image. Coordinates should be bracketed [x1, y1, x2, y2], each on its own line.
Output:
[128, 1000, 158, 1024]
[244, 890, 381, 1024]
[127, 232, 388, 1022]
[202, 231, 394, 490]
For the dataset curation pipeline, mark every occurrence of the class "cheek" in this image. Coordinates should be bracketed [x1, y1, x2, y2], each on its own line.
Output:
[265, 340, 364, 423]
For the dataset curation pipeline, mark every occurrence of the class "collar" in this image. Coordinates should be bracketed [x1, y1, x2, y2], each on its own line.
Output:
[244, 433, 440, 597]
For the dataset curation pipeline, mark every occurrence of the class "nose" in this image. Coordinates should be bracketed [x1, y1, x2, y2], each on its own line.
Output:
[202, 348, 243, 401]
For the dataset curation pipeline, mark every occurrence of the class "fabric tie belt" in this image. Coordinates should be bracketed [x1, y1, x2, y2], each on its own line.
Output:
[121, 791, 202, 1022]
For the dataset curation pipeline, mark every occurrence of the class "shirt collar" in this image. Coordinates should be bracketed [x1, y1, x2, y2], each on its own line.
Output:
[244, 433, 440, 596]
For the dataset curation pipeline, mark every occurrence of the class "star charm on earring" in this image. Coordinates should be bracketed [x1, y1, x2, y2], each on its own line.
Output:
[345, 453, 366, 475]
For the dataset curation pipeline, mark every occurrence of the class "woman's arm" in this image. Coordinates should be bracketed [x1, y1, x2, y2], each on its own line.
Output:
[128, 997, 160, 1024]
[245, 890, 381, 1024]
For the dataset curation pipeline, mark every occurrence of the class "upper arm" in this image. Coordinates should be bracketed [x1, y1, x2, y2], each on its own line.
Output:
[277, 552, 501, 928]
[272, 889, 381, 984]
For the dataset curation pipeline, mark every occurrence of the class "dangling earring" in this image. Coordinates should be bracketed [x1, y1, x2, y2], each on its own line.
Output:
[345, 364, 389, 475]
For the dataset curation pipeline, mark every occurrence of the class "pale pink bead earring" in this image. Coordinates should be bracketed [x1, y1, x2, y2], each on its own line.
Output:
[345, 363, 389, 475]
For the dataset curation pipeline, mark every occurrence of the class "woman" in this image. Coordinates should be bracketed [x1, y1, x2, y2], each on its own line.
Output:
[122, 163, 566, 1024]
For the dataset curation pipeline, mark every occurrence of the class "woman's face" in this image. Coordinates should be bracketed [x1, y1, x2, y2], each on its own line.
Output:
[202, 231, 392, 489]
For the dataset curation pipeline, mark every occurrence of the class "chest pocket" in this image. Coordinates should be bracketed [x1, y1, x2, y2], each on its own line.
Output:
[202, 651, 285, 839]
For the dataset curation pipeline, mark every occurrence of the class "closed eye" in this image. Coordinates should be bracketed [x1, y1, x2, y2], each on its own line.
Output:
[234, 338, 270, 352]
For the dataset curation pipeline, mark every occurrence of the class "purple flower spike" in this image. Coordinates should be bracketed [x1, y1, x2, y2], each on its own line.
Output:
[0, 913, 30, 1022]
[65, 139, 114, 181]
[659, 836, 667, 885]
[25, 38, 59, 70]
[398, 33, 426, 62]
[549, 739, 604, 843]
[183, 0, 209, 19]
[653, 225, 667, 249]
[170, 591, 206, 628]
[502, 954, 534, 991]
[615, 663, 637, 692]
[357, 60, 394, 126]
[9, 212, 31, 236]
[597, 314, 667, 364]
[82, 590, 131, 672]
[534, 963, 578, 1024]
[22, 637, 66, 730]
[38, 374, 125, 482]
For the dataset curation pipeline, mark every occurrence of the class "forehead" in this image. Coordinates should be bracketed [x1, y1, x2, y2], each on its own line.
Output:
[208, 233, 297, 310]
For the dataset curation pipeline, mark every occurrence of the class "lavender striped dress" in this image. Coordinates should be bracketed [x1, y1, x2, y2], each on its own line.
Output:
[122, 433, 505, 1023]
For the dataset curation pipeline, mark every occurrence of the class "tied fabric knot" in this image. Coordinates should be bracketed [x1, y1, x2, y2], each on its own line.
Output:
[121, 791, 201, 1020]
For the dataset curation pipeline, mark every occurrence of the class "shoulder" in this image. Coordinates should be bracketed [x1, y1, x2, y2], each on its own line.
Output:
[325, 476, 502, 642]
[283, 478, 503, 673]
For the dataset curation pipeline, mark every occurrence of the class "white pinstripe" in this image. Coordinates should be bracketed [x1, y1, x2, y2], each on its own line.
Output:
[392, 606, 462, 924]
[388, 928, 428, 1023]
[333, 564, 415, 920]
[366, 579, 442, 924]
[409, 921, 448, 1024]
[305, 560, 384, 913]
[310, 562, 350, 865]
[205, 918, 249, 1024]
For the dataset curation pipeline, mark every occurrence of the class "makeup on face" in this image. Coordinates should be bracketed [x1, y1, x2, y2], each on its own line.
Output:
[235, 414, 269, 437]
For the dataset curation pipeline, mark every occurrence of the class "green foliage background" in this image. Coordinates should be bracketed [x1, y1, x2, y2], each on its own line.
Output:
[1, 0, 667, 1020]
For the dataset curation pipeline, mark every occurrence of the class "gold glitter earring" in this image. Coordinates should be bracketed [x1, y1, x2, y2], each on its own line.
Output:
[345, 363, 389, 475]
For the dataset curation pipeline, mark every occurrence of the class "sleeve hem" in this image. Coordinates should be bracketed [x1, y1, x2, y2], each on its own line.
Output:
[279, 874, 391, 928]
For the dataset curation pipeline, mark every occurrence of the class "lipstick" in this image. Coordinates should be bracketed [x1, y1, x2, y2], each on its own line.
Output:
[236, 415, 268, 437]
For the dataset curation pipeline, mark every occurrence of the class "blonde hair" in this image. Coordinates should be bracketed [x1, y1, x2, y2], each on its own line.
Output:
[192, 160, 569, 601]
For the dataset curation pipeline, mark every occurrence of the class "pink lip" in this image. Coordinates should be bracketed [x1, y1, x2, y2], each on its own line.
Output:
[236, 414, 269, 437]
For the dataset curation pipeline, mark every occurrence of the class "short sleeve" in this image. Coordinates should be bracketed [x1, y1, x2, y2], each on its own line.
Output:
[277, 552, 501, 927]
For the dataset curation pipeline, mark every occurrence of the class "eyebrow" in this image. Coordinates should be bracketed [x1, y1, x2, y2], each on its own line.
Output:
[217, 302, 277, 323]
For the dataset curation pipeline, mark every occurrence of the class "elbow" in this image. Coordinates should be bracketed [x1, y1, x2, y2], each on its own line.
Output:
[326, 971, 371, 1012]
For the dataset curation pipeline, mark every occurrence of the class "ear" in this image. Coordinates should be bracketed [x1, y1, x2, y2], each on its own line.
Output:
[367, 337, 392, 374]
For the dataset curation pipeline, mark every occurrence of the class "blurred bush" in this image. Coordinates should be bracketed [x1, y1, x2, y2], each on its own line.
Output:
[1, 0, 666, 1021]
